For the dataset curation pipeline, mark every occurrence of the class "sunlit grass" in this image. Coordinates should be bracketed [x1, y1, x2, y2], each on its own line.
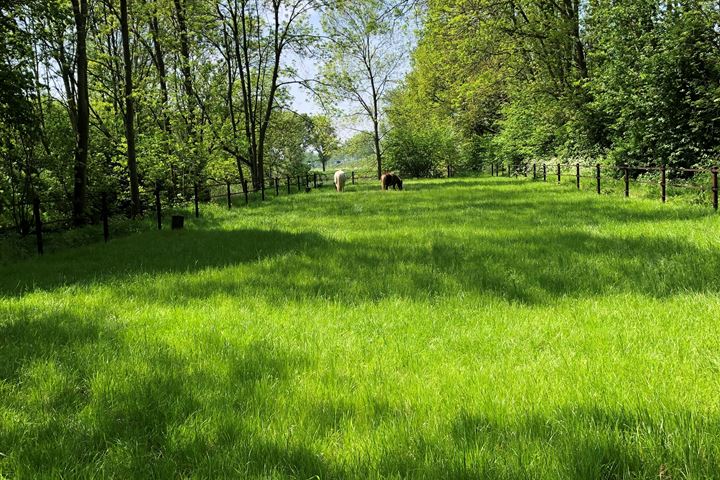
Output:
[2, 177, 720, 478]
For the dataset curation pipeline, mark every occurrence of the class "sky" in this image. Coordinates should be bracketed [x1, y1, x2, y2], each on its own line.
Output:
[285, 9, 416, 141]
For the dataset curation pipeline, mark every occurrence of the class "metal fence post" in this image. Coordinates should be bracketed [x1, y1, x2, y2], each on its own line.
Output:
[352, 171, 355, 185]
[543, 164, 547, 182]
[596, 163, 601, 194]
[661, 164, 667, 203]
[227, 181, 232, 208]
[101, 192, 109, 242]
[557, 164, 561, 183]
[576, 163, 580, 189]
[33, 195, 43, 255]
[624, 165, 630, 197]
[275, 177, 279, 196]
[533, 163, 536, 180]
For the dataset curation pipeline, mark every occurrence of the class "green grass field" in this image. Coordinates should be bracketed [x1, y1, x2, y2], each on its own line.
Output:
[2, 177, 720, 478]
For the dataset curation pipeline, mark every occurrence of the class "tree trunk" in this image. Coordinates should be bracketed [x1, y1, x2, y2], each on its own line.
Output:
[173, 0, 199, 179]
[71, 0, 89, 225]
[148, 6, 170, 132]
[120, 0, 140, 217]
[373, 120, 382, 180]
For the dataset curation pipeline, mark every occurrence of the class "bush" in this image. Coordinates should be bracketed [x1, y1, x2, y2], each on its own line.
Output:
[385, 124, 461, 178]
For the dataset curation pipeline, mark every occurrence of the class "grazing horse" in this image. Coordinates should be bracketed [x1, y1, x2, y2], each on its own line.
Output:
[334, 170, 347, 192]
[381, 172, 403, 191]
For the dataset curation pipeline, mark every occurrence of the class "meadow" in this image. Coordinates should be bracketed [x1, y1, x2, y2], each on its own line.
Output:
[2, 176, 720, 479]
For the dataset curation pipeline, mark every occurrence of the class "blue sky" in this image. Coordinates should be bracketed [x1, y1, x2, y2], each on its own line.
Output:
[285, 9, 415, 141]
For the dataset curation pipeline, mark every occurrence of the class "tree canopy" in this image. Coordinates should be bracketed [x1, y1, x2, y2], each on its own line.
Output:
[388, 0, 720, 174]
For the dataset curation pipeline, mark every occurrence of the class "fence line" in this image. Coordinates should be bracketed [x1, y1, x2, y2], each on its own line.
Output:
[4, 161, 717, 256]
[488, 161, 719, 210]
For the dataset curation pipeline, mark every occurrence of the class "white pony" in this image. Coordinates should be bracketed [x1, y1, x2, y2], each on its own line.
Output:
[334, 170, 347, 192]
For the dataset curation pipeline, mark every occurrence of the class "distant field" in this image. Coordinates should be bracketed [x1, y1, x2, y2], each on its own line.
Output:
[2, 177, 720, 478]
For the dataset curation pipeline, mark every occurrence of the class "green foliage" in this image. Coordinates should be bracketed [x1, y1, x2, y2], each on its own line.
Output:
[398, 0, 720, 169]
[385, 84, 462, 176]
[264, 111, 312, 176]
[586, 0, 720, 167]
[307, 115, 339, 171]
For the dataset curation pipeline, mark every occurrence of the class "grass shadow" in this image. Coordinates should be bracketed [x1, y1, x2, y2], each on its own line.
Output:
[0, 228, 331, 297]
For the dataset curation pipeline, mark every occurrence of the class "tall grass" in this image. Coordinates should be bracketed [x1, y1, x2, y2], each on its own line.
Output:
[1, 177, 719, 478]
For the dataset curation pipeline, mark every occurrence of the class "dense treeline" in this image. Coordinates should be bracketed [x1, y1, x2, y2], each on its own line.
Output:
[0, 0, 351, 232]
[387, 0, 720, 176]
[3, 0, 718, 233]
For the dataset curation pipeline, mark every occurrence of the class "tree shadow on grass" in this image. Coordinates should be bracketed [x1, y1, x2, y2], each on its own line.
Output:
[0, 309, 343, 477]
[365, 178, 713, 226]
[103, 225, 720, 307]
[2, 176, 718, 303]
[441, 406, 720, 479]
[0, 228, 331, 298]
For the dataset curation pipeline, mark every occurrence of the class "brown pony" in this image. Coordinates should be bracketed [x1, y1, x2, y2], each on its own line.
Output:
[380, 172, 403, 191]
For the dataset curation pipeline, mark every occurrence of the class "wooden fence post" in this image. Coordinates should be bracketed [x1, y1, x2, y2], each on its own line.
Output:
[557, 164, 561, 183]
[624, 165, 630, 197]
[101, 192, 109, 243]
[661, 164, 667, 203]
[712, 167, 718, 211]
[194, 183, 199, 218]
[155, 186, 162, 230]
[227, 181, 232, 208]
[243, 180, 249, 205]
[33, 195, 43, 255]
[596, 163, 601, 194]
[576, 163, 580, 189]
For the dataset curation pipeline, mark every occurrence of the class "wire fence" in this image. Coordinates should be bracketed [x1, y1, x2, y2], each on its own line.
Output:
[3, 161, 717, 257]
[488, 161, 718, 210]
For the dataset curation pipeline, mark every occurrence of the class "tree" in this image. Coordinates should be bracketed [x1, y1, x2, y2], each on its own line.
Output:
[215, 0, 319, 188]
[320, 0, 409, 179]
[308, 115, 339, 171]
[120, 0, 140, 216]
[70, 0, 90, 225]
[0, 0, 39, 233]
[264, 111, 312, 176]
